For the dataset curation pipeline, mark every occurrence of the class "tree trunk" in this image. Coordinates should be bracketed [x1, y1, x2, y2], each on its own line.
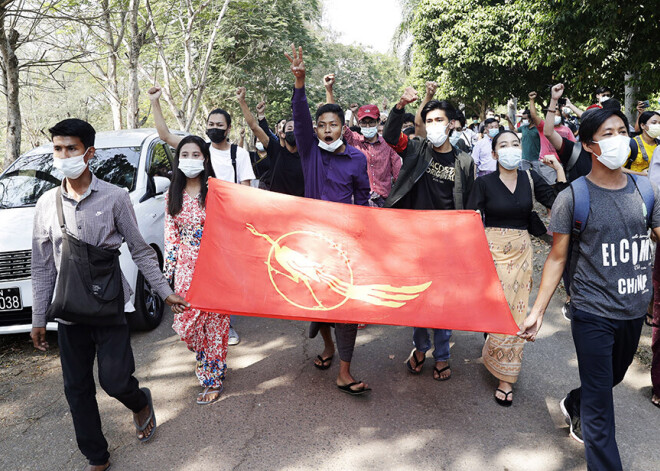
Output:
[0, 18, 21, 167]
[126, 0, 142, 129]
[624, 72, 638, 126]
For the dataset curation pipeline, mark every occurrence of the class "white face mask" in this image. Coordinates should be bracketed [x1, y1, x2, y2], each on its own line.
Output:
[426, 123, 449, 147]
[592, 135, 630, 170]
[449, 132, 461, 146]
[318, 138, 343, 152]
[646, 123, 660, 139]
[360, 126, 378, 139]
[521, 119, 530, 126]
[178, 158, 205, 178]
[554, 116, 562, 126]
[599, 96, 611, 104]
[53, 149, 89, 180]
[497, 147, 522, 170]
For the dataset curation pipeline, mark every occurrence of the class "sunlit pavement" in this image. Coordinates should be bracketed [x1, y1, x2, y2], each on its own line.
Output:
[1, 269, 658, 470]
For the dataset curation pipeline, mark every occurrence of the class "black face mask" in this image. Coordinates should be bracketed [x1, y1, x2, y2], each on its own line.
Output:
[206, 128, 227, 144]
[284, 131, 296, 147]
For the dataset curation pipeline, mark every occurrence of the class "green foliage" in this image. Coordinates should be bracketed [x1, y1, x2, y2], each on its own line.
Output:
[403, 0, 660, 114]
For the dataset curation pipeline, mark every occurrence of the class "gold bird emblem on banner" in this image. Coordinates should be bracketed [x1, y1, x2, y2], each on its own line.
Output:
[247, 224, 431, 311]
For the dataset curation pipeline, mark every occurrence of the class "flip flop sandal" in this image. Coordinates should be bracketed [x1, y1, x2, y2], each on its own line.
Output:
[494, 388, 513, 407]
[134, 388, 156, 442]
[314, 355, 333, 370]
[196, 386, 224, 405]
[337, 381, 372, 396]
[406, 349, 425, 374]
[433, 364, 451, 381]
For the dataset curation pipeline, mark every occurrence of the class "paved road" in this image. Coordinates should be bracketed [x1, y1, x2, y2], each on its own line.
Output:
[1, 257, 658, 470]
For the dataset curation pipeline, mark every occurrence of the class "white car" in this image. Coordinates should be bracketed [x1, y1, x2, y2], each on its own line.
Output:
[0, 129, 183, 334]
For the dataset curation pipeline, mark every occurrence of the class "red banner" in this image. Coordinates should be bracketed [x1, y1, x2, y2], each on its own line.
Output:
[187, 179, 519, 335]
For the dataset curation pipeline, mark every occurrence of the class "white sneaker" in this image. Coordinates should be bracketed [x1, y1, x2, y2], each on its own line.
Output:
[228, 326, 240, 346]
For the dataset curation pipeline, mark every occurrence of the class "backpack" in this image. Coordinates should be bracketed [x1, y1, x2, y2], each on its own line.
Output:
[625, 136, 660, 169]
[563, 174, 655, 294]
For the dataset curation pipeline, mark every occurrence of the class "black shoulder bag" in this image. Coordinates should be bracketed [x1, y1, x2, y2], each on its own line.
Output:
[45, 188, 124, 325]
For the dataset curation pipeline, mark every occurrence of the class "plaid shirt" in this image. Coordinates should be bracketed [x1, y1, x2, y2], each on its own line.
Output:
[31, 174, 173, 327]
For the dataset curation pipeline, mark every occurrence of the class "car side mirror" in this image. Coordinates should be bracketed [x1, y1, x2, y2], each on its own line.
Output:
[154, 176, 170, 195]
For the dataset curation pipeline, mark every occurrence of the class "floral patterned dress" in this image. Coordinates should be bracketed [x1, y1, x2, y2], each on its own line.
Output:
[164, 191, 230, 388]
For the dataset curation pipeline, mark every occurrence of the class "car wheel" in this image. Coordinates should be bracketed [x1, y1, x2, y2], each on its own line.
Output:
[128, 271, 164, 331]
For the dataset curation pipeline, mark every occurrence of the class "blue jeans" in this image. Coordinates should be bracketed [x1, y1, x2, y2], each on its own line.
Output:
[568, 308, 644, 471]
[412, 328, 452, 362]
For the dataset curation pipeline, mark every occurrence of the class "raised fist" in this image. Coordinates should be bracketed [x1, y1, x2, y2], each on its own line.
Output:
[350, 103, 359, 113]
[398, 87, 418, 109]
[323, 73, 335, 88]
[147, 86, 162, 101]
[551, 83, 564, 101]
[528, 91, 537, 101]
[425, 81, 438, 98]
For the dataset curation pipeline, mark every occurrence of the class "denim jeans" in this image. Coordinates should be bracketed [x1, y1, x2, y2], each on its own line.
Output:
[412, 328, 452, 362]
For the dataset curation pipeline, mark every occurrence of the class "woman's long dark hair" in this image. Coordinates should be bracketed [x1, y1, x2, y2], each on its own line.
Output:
[167, 135, 215, 216]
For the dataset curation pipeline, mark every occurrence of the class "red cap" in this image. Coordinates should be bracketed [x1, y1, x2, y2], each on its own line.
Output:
[357, 105, 380, 121]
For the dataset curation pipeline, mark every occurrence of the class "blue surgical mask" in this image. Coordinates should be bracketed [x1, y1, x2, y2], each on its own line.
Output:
[488, 128, 499, 138]
[361, 126, 378, 139]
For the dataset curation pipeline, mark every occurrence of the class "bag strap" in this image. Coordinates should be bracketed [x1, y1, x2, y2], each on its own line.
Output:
[565, 141, 582, 172]
[630, 174, 655, 227]
[636, 135, 649, 162]
[525, 169, 536, 204]
[625, 138, 639, 169]
[568, 176, 590, 283]
[230, 143, 238, 184]
[55, 187, 66, 232]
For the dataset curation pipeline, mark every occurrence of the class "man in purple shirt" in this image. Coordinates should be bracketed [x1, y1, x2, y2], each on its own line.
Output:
[286, 43, 371, 396]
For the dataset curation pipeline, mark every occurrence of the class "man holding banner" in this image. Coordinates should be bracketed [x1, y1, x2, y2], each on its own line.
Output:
[285, 44, 373, 395]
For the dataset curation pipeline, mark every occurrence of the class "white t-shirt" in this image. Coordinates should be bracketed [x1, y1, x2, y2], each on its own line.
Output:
[209, 145, 255, 183]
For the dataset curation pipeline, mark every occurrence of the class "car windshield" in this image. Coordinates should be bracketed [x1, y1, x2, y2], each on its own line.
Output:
[0, 147, 141, 208]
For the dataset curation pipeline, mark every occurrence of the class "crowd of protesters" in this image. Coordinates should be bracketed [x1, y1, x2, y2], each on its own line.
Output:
[28, 42, 660, 471]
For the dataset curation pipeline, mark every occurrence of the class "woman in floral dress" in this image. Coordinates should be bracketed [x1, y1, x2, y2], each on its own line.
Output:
[164, 135, 229, 404]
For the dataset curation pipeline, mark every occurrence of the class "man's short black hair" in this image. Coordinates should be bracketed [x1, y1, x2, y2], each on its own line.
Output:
[420, 100, 457, 123]
[595, 86, 612, 96]
[454, 110, 466, 128]
[578, 108, 629, 143]
[207, 108, 232, 127]
[484, 117, 499, 127]
[402, 113, 416, 125]
[471, 114, 479, 120]
[522, 109, 531, 116]
[48, 119, 96, 149]
[315, 103, 345, 126]
[601, 98, 622, 111]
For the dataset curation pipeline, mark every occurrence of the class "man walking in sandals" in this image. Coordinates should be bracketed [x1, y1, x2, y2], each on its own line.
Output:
[30, 119, 189, 471]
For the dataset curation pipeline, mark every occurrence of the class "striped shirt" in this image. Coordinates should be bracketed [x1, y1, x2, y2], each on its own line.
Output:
[31, 174, 173, 327]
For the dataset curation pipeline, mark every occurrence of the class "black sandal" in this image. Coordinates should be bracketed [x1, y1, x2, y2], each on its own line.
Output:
[645, 313, 660, 328]
[314, 355, 333, 370]
[495, 388, 513, 407]
[406, 350, 426, 374]
[433, 364, 451, 381]
[337, 381, 371, 396]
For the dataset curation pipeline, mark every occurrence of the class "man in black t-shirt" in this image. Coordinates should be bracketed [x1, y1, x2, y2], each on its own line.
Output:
[383, 87, 474, 382]
[237, 88, 304, 197]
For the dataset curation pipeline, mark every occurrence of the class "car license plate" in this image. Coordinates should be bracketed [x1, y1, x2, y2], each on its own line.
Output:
[0, 287, 22, 312]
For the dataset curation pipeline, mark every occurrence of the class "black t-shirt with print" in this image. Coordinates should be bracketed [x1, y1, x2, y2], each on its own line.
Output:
[407, 149, 456, 210]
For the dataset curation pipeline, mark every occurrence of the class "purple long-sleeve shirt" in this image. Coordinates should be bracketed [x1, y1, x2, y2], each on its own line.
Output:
[292, 86, 370, 205]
